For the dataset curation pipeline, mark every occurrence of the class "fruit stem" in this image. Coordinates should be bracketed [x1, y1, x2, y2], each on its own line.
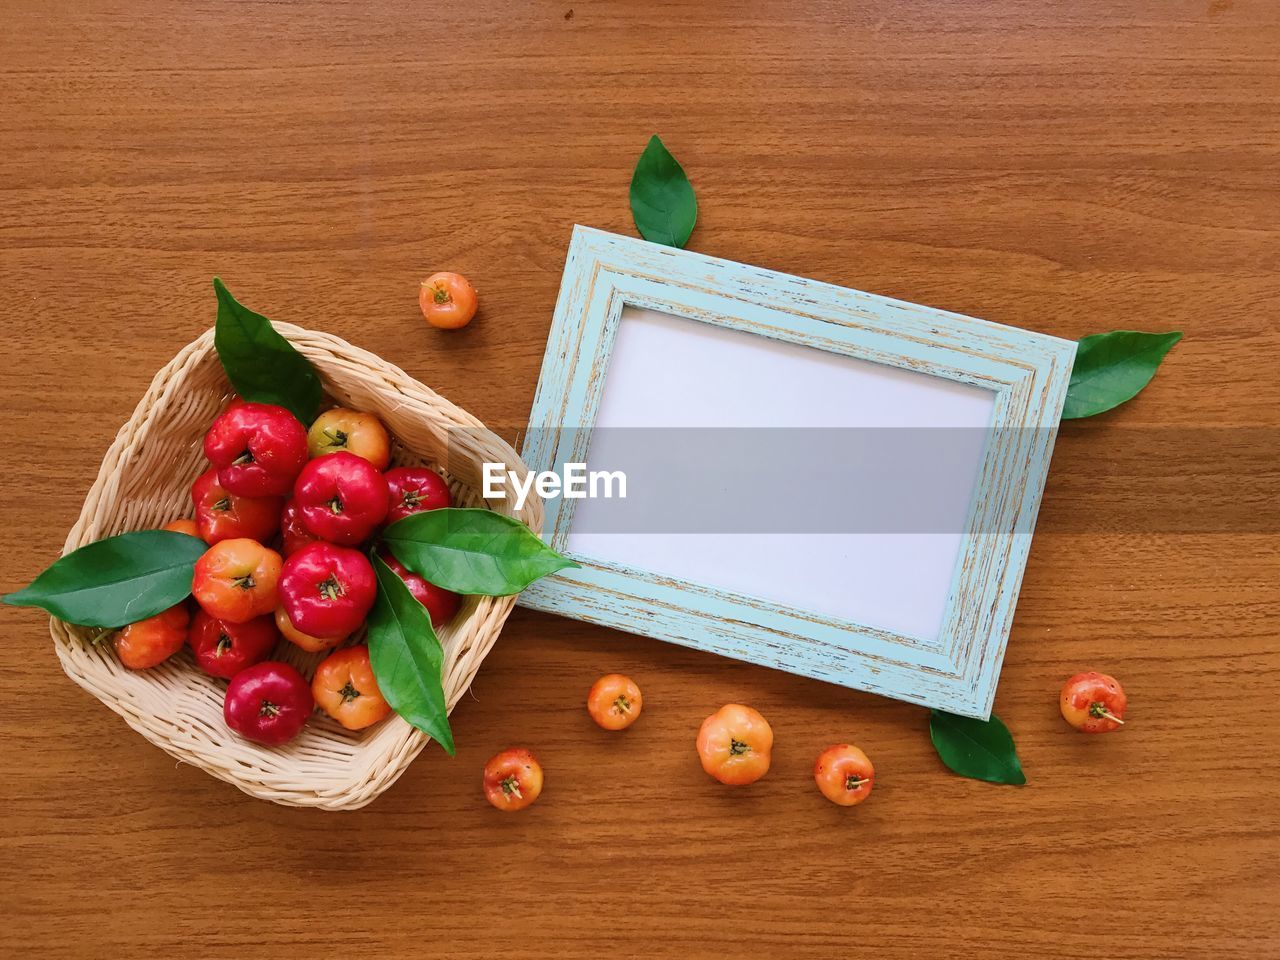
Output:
[322, 428, 348, 448]
[87, 628, 116, 645]
[613, 694, 631, 715]
[500, 775, 523, 800]
[318, 575, 345, 601]
[1089, 701, 1125, 724]
[232, 449, 254, 466]
[340, 680, 360, 703]
[729, 738, 750, 756]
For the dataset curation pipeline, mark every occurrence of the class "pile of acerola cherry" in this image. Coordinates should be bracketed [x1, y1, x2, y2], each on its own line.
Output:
[111, 399, 458, 746]
[485, 669, 1128, 813]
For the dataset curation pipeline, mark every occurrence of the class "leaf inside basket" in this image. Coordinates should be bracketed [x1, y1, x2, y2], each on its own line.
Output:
[213, 278, 323, 425]
[3, 530, 206, 627]
[382, 508, 579, 596]
[368, 553, 455, 755]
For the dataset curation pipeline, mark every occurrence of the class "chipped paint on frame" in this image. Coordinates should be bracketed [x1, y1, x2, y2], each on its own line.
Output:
[519, 227, 1074, 719]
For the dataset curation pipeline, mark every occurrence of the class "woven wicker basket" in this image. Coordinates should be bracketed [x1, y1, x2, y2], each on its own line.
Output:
[51, 322, 541, 810]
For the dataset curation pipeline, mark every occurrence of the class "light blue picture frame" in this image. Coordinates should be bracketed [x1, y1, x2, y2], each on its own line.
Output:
[518, 227, 1074, 718]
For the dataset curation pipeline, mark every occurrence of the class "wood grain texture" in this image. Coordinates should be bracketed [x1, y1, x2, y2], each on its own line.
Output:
[1, 1, 1277, 958]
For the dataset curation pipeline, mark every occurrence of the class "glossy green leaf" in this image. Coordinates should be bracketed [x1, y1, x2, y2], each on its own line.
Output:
[630, 134, 697, 248]
[213, 278, 322, 425]
[382, 508, 579, 596]
[368, 555, 455, 755]
[1062, 330, 1182, 420]
[2, 530, 206, 627]
[929, 710, 1026, 785]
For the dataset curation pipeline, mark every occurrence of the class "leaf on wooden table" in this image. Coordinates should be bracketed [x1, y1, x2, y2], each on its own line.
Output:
[630, 134, 698, 248]
[929, 709, 1027, 785]
[1062, 330, 1182, 420]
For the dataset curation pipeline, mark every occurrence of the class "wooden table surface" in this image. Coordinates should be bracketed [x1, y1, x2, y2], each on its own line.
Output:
[3, 2, 1278, 957]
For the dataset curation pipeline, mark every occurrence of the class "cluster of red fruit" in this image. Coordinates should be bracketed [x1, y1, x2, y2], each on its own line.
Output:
[111, 400, 460, 746]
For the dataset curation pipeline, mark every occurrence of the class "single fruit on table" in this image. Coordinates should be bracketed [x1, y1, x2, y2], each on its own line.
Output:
[275, 606, 345, 653]
[419, 271, 478, 330]
[113, 603, 190, 670]
[697, 704, 774, 786]
[278, 542, 377, 639]
[163, 518, 201, 538]
[1061, 671, 1127, 734]
[189, 608, 279, 679]
[384, 466, 453, 524]
[191, 467, 283, 545]
[203, 401, 308, 497]
[307, 408, 391, 470]
[814, 744, 875, 807]
[278, 498, 319, 557]
[224, 661, 314, 746]
[294, 452, 389, 546]
[483, 748, 544, 812]
[587, 673, 643, 731]
[192, 538, 283, 624]
[380, 550, 461, 628]
[312, 645, 391, 731]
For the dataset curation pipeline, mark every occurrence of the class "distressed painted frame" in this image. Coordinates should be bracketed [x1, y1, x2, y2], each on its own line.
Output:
[518, 226, 1074, 718]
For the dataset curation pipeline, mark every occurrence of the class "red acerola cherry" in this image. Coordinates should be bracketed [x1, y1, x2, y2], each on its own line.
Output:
[383, 466, 453, 525]
[380, 550, 462, 628]
[586, 674, 643, 731]
[1060, 671, 1128, 734]
[191, 467, 283, 545]
[814, 744, 875, 807]
[189, 609, 279, 679]
[203, 402, 308, 497]
[483, 748, 543, 812]
[278, 498, 320, 557]
[191, 538, 282, 624]
[223, 661, 314, 746]
[696, 704, 773, 786]
[113, 603, 190, 670]
[278, 542, 377, 639]
[294, 452, 389, 546]
[274, 606, 345, 654]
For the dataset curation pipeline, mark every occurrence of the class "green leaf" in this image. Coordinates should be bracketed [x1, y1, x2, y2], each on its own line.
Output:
[929, 710, 1026, 785]
[1062, 330, 1182, 420]
[630, 134, 697, 248]
[213, 278, 323, 425]
[368, 554, 455, 755]
[2, 530, 206, 627]
[382, 508, 579, 596]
